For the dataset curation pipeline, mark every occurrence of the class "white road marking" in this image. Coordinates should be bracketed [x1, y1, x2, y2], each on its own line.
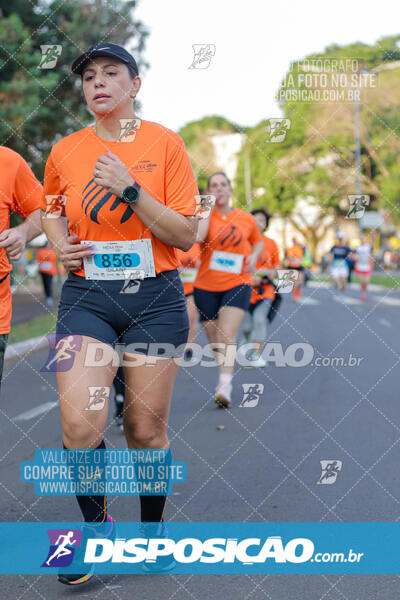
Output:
[377, 297, 400, 307]
[308, 281, 330, 289]
[333, 296, 361, 305]
[13, 402, 58, 422]
[348, 283, 385, 292]
[367, 284, 393, 292]
[297, 296, 320, 305]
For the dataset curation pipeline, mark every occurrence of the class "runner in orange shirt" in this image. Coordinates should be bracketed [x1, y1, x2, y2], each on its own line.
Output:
[194, 172, 264, 408]
[285, 237, 304, 300]
[238, 209, 279, 366]
[176, 242, 201, 362]
[36, 242, 58, 306]
[40, 43, 199, 586]
[0, 146, 42, 383]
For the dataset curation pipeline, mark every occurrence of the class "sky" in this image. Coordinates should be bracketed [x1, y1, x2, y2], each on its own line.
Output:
[134, 0, 398, 132]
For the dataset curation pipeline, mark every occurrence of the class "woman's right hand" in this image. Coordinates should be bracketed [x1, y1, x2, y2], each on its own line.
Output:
[57, 234, 93, 271]
[252, 275, 262, 286]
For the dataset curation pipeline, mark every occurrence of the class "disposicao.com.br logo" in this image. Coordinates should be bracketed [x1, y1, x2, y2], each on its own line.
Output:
[0, 522, 376, 575]
[84, 535, 363, 566]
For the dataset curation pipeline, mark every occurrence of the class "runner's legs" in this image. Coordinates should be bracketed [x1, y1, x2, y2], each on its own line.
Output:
[57, 335, 117, 448]
[123, 355, 179, 523]
[186, 294, 199, 346]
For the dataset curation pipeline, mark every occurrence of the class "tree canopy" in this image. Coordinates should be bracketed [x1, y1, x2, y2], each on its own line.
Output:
[233, 35, 400, 253]
[0, 0, 149, 177]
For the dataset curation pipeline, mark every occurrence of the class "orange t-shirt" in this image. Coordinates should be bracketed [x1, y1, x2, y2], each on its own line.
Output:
[194, 208, 263, 292]
[251, 236, 280, 303]
[0, 146, 42, 333]
[286, 244, 304, 267]
[41, 121, 198, 277]
[36, 247, 58, 275]
[176, 242, 201, 295]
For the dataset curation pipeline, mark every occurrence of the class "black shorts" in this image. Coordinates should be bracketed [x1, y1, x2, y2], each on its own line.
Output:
[56, 269, 189, 356]
[0, 333, 8, 384]
[193, 284, 252, 322]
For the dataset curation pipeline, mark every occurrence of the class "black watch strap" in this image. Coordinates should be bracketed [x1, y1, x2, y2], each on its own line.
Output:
[122, 181, 141, 204]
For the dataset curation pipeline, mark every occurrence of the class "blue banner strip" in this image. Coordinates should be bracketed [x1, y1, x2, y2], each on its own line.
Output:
[0, 522, 398, 574]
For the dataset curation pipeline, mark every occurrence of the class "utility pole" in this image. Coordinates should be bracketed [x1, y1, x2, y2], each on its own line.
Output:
[354, 91, 362, 198]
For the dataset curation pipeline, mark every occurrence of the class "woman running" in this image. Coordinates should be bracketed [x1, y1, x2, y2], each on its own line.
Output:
[0, 146, 42, 384]
[354, 234, 373, 300]
[176, 242, 201, 362]
[36, 240, 58, 307]
[329, 232, 352, 293]
[41, 43, 199, 585]
[238, 209, 279, 367]
[285, 237, 304, 300]
[194, 172, 264, 408]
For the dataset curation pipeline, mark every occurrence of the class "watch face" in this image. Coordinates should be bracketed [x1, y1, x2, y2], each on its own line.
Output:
[122, 186, 139, 204]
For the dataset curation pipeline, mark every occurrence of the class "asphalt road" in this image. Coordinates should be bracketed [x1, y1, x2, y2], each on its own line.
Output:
[2, 280, 400, 599]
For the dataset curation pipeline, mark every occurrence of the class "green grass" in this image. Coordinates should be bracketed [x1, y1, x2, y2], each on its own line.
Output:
[369, 275, 400, 288]
[313, 274, 400, 288]
[9, 312, 57, 345]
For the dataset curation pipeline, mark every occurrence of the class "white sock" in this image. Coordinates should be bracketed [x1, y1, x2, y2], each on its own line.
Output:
[218, 373, 233, 387]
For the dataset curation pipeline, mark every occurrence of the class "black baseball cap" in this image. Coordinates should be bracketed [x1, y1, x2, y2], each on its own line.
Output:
[71, 43, 139, 76]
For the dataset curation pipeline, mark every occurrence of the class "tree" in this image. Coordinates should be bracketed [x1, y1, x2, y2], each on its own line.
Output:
[233, 35, 400, 255]
[0, 0, 149, 177]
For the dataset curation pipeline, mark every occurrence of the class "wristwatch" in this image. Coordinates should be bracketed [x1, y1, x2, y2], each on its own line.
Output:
[121, 181, 141, 205]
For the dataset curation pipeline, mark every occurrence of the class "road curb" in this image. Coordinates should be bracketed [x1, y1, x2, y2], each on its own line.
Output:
[5, 335, 49, 364]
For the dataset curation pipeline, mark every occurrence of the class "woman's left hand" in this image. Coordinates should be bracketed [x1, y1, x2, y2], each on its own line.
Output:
[244, 253, 258, 273]
[94, 151, 134, 197]
[0, 227, 27, 261]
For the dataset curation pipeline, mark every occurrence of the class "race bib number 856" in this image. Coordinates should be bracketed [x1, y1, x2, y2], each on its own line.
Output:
[83, 240, 155, 280]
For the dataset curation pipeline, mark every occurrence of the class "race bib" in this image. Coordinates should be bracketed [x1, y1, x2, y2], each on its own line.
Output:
[82, 240, 156, 280]
[39, 262, 52, 271]
[180, 267, 198, 283]
[209, 250, 244, 274]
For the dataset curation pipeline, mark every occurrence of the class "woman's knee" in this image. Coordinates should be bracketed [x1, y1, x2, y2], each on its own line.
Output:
[124, 420, 168, 448]
[62, 418, 103, 448]
[240, 312, 252, 335]
[218, 319, 241, 341]
[253, 310, 267, 330]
